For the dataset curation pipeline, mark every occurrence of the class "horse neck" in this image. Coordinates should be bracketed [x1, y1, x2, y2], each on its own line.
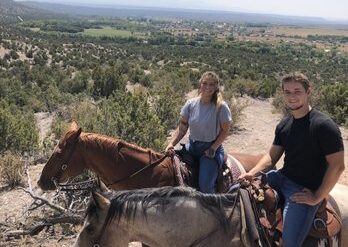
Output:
[108, 197, 237, 246]
[79, 133, 163, 183]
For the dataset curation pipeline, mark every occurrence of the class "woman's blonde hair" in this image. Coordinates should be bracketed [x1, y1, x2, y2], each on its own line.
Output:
[198, 71, 223, 111]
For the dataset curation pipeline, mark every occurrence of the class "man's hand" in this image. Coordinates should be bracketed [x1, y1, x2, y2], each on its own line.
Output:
[290, 188, 322, 206]
[237, 172, 254, 183]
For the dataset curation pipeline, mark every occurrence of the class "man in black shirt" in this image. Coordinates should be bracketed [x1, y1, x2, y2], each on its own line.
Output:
[238, 72, 344, 247]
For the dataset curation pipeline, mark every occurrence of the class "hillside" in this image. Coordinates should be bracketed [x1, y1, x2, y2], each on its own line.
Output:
[0, 0, 57, 23]
[20, 1, 348, 26]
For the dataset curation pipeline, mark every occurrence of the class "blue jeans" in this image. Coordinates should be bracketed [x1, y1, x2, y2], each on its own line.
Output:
[185, 140, 224, 193]
[266, 170, 321, 247]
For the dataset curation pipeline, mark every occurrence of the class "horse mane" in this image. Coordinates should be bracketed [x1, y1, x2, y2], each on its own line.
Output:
[103, 186, 239, 229]
[80, 132, 162, 159]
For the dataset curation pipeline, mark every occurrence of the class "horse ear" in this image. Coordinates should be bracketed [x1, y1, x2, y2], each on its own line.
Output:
[66, 121, 82, 144]
[70, 121, 80, 131]
[98, 177, 111, 193]
[92, 191, 110, 210]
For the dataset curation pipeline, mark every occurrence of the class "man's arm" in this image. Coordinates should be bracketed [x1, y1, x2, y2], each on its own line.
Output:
[238, 144, 284, 181]
[291, 151, 345, 205]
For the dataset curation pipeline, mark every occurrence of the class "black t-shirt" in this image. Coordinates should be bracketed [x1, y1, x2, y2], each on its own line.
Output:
[273, 109, 344, 191]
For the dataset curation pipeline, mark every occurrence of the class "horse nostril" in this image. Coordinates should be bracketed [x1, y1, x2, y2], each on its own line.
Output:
[62, 164, 67, 170]
[38, 178, 56, 190]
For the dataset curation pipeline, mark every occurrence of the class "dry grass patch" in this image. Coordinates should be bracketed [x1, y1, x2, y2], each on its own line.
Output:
[0, 151, 25, 188]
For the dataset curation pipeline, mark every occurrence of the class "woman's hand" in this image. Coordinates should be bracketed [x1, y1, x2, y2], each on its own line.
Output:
[204, 147, 216, 158]
[165, 144, 175, 156]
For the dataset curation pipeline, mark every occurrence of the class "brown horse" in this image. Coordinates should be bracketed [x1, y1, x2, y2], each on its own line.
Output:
[38, 121, 262, 191]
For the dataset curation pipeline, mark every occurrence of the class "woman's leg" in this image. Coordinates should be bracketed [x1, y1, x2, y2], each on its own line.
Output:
[199, 145, 224, 193]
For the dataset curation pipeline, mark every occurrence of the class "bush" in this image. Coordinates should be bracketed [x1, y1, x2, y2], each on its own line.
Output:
[53, 93, 167, 151]
[96, 91, 166, 151]
[223, 83, 249, 127]
[0, 151, 24, 188]
[226, 78, 260, 98]
[151, 84, 185, 131]
[226, 97, 249, 128]
[315, 83, 348, 125]
[271, 88, 288, 116]
[258, 79, 278, 98]
[0, 101, 39, 153]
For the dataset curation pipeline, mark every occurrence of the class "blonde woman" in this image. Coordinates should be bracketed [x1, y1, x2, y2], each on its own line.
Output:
[165, 71, 232, 193]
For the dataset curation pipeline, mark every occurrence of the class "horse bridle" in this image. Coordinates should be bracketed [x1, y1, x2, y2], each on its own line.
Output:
[52, 137, 80, 186]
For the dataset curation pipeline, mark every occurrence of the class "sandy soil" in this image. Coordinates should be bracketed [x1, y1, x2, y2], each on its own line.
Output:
[0, 97, 346, 246]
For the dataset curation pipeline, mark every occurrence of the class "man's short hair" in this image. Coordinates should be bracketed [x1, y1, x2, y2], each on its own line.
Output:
[281, 72, 311, 91]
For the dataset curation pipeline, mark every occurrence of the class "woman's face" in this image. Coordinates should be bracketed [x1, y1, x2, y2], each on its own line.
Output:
[200, 76, 217, 98]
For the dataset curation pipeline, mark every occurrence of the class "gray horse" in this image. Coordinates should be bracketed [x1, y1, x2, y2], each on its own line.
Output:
[74, 186, 256, 247]
[75, 185, 343, 247]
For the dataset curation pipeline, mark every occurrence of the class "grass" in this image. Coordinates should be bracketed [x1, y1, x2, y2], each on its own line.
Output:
[81, 27, 145, 38]
[272, 27, 348, 37]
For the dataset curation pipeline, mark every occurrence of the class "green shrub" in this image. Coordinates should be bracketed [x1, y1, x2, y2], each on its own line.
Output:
[0, 151, 24, 188]
[258, 79, 278, 98]
[151, 84, 185, 131]
[226, 78, 259, 98]
[315, 83, 348, 125]
[271, 89, 288, 115]
[220, 86, 248, 127]
[96, 91, 166, 151]
[226, 97, 249, 128]
[54, 93, 167, 151]
[0, 101, 39, 153]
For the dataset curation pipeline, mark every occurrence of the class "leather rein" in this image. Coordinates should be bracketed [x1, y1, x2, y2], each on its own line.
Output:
[104, 154, 169, 187]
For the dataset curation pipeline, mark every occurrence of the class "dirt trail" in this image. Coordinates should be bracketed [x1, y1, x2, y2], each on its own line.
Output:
[226, 97, 282, 154]
[34, 112, 55, 145]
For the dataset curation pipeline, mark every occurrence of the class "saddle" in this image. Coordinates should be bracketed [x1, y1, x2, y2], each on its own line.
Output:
[172, 144, 242, 193]
[242, 176, 342, 247]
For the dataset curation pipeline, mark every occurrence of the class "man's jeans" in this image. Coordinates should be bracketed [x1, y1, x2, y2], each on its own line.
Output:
[266, 170, 321, 247]
[185, 140, 224, 193]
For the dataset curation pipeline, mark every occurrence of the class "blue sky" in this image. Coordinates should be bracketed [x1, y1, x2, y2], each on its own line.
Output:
[19, 0, 348, 20]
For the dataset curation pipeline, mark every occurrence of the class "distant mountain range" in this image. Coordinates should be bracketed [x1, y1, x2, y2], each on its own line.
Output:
[0, 0, 60, 23]
[3, 0, 348, 26]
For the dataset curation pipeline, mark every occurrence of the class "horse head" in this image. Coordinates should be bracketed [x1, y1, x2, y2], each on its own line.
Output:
[38, 121, 85, 190]
[74, 191, 113, 247]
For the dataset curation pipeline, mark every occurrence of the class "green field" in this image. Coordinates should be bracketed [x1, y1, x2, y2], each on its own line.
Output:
[272, 27, 348, 37]
[81, 27, 145, 38]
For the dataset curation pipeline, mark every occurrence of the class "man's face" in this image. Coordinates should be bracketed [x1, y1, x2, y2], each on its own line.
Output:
[282, 81, 310, 111]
